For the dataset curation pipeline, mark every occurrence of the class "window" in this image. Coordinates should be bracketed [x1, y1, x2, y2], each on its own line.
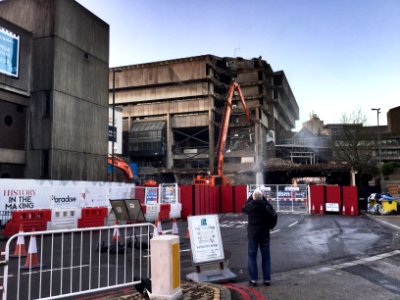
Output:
[4, 115, 13, 127]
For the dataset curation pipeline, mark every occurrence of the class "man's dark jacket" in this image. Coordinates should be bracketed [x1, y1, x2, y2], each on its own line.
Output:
[242, 196, 273, 241]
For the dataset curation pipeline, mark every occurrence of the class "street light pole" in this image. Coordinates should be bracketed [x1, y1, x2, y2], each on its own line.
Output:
[371, 108, 382, 190]
[111, 69, 115, 181]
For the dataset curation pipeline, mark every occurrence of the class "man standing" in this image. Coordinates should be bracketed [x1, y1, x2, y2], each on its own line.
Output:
[242, 189, 276, 286]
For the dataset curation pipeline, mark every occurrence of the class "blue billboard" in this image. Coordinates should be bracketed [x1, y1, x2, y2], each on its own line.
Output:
[0, 27, 19, 78]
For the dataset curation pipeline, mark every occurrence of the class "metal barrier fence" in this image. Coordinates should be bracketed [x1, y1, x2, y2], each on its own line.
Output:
[0, 211, 11, 232]
[1, 223, 156, 300]
[248, 184, 309, 214]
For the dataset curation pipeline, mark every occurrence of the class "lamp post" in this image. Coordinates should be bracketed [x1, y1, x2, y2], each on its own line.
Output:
[371, 108, 382, 189]
[111, 69, 121, 181]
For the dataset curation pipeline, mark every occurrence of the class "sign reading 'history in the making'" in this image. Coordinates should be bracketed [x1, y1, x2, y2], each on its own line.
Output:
[188, 214, 224, 265]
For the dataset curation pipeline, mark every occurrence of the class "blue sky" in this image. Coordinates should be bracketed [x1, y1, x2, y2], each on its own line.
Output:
[76, 0, 400, 130]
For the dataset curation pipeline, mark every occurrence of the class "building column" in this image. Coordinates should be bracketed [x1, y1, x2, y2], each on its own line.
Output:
[209, 107, 215, 172]
[166, 112, 173, 169]
[254, 106, 263, 185]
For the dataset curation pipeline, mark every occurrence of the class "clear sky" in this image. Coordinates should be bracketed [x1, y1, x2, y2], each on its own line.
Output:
[76, 0, 400, 130]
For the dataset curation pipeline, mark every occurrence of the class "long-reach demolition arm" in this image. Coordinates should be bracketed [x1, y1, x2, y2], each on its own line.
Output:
[215, 80, 251, 180]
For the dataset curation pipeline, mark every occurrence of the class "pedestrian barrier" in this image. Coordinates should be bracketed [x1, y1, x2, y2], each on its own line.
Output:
[170, 203, 182, 219]
[158, 204, 171, 221]
[48, 207, 81, 230]
[77, 207, 108, 228]
[309, 185, 325, 214]
[234, 185, 248, 213]
[247, 184, 309, 214]
[144, 204, 160, 222]
[179, 185, 193, 218]
[325, 185, 342, 214]
[1, 223, 155, 300]
[2, 209, 52, 237]
[220, 186, 234, 214]
[342, 186, 359, 216]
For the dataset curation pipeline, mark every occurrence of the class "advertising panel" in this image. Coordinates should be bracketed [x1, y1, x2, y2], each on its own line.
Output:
[145, 187, 158, 205]
[0, 184, 51, 211]
[160, 183, 178, 204]
[0, 27, 19, 77]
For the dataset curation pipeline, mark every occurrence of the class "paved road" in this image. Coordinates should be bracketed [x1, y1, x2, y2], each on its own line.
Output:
[216, 213, 400, 300]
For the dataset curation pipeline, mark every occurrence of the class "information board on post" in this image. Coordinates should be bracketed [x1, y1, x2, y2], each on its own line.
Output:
[188, 214, 225, 265]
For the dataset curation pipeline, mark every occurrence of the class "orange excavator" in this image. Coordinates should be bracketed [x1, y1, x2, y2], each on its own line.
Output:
[107, 154, 157, 186]
[194, 80, 251, 186]
[108, 154, 134, 182]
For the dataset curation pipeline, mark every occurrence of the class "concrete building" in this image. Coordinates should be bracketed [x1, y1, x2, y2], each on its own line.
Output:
[110, 55, 299, 184]
[0, 0, 109, 180]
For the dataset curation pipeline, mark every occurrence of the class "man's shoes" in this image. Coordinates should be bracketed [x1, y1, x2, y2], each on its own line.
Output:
[248, 280, 257, 287]
[263, 281, 271, 286]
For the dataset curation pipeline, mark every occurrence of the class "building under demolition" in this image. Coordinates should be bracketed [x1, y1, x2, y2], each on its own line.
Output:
[110, 55, 299, 184]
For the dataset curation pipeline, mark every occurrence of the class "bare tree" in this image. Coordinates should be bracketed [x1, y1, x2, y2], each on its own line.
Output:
[330, 109, 374, 175]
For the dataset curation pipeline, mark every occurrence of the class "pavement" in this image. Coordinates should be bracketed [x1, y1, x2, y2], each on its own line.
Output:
[109, 213, 400, 300]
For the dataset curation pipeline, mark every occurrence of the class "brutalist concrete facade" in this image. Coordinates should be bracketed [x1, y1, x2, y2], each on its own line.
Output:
[111, 55, 298, 184]
[0, 0, 109, 180]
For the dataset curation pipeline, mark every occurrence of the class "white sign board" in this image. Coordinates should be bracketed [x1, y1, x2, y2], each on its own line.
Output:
[188, 214, 225, 265]
[325, 203, 340, 212]
[0, 184, 51, 211]
[83, 182, 110, 207]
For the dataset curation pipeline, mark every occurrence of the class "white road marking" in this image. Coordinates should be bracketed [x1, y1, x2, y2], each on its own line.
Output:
[288, 221, 298, 227]
[308, 250, 400, 275]
[372, 218, 400, 231]
[271, 229, 281, 234]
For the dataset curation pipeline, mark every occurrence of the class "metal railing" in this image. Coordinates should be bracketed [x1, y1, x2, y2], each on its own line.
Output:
[247, 184, 309, 214]
[1, 223, 155, 300]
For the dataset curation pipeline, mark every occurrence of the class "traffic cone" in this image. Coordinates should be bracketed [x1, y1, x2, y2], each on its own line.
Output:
[185, 217, 191, 239]
[351, 206, 355, 216]
[157, 218, 163, 235]
[11, 224, 27, 258]
[342, 205, 346, 216]
[153, 219, 159, 238]
[319, 204, 324, 215]
[172, 218, 179, 235]
[186, 227, 190, 240]
[112, 221, 121, 242]
[311, 204, 315, 214]
[21, 233, 43, 269]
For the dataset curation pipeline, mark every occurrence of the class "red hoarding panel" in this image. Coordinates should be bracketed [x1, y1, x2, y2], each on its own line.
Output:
[234, 185, 248, 213]
[326, 185, 342, 213]
[205, 186, 211, 214]
[220, 186, 234, 213]
[135, 187, 145, 204]
[342, 186, 358, 216]
[194, 185, 205, 215]
[179, 185, 193, 218]
[211, 186, 219, 214]
[309, 185, 325, 214]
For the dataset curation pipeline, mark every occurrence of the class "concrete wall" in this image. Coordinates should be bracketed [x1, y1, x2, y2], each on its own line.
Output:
[0, 0, 109, 181]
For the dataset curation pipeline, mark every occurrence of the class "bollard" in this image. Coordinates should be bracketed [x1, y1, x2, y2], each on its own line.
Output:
[150, 235, 182, 299]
